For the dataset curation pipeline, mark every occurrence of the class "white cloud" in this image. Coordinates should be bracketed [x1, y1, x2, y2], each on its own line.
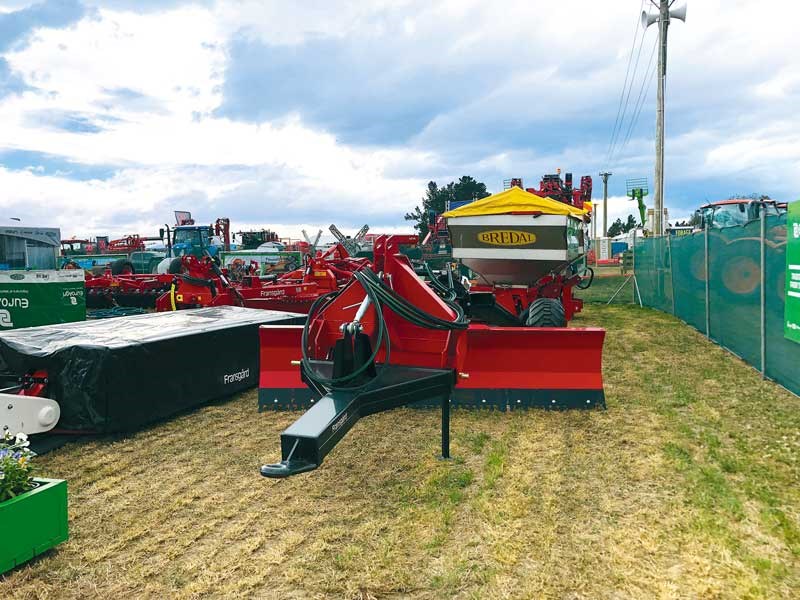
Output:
[0, 4, 437, 236]
[0, 0, 799, 241]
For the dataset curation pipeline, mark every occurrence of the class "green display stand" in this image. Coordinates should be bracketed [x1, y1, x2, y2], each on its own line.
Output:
[0, 270, 85, 329]
[0, 478, 69, 574]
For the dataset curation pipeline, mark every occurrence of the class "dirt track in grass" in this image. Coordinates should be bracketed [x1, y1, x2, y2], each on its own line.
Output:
[2, 304, 798, 599]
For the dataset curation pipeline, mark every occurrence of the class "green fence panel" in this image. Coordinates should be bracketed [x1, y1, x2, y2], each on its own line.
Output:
[635, 214, 800, 398]
[670, 231, 707, 332]
[708, 221, 761, 366]
[634, 236, 673, 314]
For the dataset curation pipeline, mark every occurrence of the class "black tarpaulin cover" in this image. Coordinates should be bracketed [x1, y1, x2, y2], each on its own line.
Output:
[0, 306, 304, 433]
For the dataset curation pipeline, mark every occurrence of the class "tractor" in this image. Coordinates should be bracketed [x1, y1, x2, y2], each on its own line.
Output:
[694, 198, 786, 230]
[156, 213, 233, 274]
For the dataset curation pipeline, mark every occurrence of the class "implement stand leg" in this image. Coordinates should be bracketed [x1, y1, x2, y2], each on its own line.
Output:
[441, 395, 450, 459]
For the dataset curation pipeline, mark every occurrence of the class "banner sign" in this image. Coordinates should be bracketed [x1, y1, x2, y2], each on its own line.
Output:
[786, 201, 800, 344]
[0, 270, 85, 330]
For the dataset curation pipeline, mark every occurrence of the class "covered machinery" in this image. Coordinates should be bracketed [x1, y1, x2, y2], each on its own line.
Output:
[0, 307, 304, 437]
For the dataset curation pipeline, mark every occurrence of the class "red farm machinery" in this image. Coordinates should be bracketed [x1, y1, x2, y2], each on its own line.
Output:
[82, 241, 371, 313]
[258, 233, 605, 478]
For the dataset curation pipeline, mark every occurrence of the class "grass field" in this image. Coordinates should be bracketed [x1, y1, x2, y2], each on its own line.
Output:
[577, 265, 632, 305]
[2, 305, 799, 599]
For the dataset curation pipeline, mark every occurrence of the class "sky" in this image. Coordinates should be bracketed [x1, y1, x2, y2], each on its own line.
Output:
[0, 0, 798, 239]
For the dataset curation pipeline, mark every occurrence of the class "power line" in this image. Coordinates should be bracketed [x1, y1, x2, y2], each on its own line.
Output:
[603, 0, 646, 169]
[618, 50, 657, 156]
[607, 24, 651, 167]
[613, 35, 659, 163]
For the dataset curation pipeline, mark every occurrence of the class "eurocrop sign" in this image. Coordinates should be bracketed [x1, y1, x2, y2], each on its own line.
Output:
[477, 230, 537, 246]
[785, 201, 800, 344]
[0, 270, 85, 330]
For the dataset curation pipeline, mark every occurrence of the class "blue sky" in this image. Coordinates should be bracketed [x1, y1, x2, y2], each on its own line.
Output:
[0, 0, 798, 238]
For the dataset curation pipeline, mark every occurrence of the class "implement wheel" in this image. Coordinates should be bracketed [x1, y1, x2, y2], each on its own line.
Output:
[525, 298, 566, 328]
[168, 257, 186, 274]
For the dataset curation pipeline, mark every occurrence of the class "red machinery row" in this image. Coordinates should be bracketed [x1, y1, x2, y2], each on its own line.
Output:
[84, 242, 371, 313]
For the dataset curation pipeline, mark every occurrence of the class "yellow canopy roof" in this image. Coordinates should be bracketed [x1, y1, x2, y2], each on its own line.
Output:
[442, 186, 589, 218]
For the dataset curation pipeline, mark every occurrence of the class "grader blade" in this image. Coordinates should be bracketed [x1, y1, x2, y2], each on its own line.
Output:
[454, 325, 606, 410]
[257, 325, 313, 410]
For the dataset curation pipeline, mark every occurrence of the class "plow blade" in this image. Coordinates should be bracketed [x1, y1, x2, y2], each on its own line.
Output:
[258, 325, 312, 410]
[455, 325, 605, 410]
[259, 324, 605, 411]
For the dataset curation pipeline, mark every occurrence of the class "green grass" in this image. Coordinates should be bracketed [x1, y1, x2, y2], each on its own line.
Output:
[2, 304, 799, 599]
[576, 266, 632, 304]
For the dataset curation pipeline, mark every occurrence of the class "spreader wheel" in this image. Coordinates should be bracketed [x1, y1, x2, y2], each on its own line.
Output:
[525, 298, 566, 328]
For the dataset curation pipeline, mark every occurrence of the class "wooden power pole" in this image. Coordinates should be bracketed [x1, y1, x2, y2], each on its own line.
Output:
[643, 0, 686, 236]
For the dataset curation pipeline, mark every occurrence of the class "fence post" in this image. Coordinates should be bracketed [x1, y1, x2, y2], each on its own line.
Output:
[704, 222, 710, 338]
[632, 229, 637, 304]
[667, 233, 675, 315]
[760, 209, 766, 378]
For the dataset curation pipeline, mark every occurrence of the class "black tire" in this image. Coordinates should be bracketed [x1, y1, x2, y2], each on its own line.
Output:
[110, 259, 135, 275]
[525, 298, 566, 328]
[576, 266, 594, 290]
[167, 257, 185, 274]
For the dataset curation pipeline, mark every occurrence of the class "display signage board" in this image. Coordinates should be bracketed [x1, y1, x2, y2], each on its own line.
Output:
[0, 270, 85, 330]
[785, 201, 800, 343]
[598, 238, 611, 261]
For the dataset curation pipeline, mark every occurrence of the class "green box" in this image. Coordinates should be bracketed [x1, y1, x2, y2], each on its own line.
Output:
[0, 478, 69, 574]
[786, 200, 800, 343]
[0, 270, 85, 329]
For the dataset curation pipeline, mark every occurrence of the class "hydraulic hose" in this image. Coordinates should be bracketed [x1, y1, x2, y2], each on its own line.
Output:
[300, 266, 467, 390]
[576, 266, 595, 290]
[355, 268, 468, 331]
[301, 286, 390, 390]
[423, 262, 457, 301]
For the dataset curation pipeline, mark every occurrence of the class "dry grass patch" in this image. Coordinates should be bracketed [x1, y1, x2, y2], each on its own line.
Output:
[1, 305, 798, 598]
